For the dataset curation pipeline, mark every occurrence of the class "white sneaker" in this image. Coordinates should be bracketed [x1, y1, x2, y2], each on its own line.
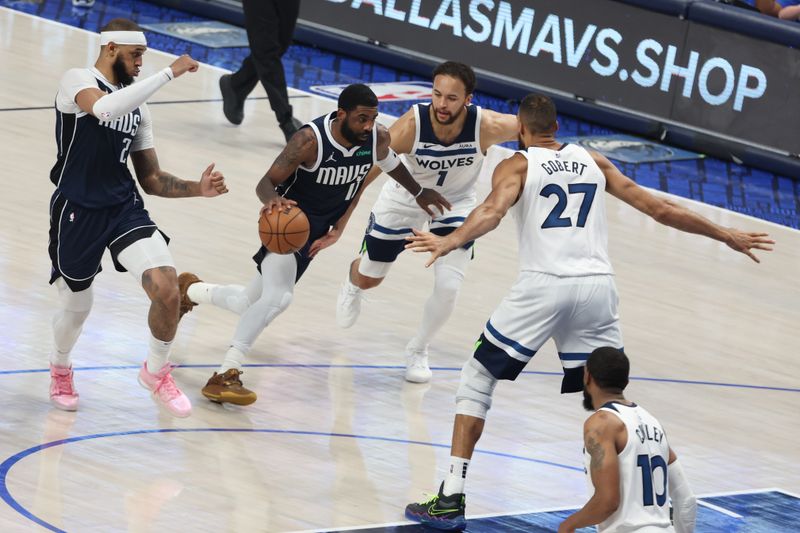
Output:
[336, 281, 363, 328]
[405, 341, 432, 383]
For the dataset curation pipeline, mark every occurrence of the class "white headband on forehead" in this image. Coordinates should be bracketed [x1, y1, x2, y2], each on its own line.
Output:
[100, 31, 147, 47]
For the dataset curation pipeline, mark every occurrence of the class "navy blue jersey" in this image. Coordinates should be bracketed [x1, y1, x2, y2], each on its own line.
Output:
[51, 71, 144, 208]
[277, 111, 376, 221]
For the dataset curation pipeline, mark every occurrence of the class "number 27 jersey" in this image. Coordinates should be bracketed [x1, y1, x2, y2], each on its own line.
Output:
[513, 143, 613, 277]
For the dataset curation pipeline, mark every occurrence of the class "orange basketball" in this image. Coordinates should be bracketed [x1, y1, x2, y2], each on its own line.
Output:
[258, 205, 310, 254]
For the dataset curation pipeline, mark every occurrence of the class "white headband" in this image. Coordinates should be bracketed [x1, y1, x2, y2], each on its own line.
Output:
[100, 31, 147, 47]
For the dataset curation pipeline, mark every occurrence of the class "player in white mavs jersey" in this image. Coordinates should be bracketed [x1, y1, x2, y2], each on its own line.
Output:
[47, 19, 228, 418]
[335, 62, 518, 383]
[404, 94, 772, 530]
[559, 348, 697, 533]
[179, 84, 449, 405]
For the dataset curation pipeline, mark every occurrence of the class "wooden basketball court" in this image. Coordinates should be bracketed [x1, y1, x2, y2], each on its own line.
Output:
[0, 8, 798, 532]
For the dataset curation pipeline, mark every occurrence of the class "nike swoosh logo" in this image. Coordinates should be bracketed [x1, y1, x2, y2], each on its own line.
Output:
[428, 505, 458, 516]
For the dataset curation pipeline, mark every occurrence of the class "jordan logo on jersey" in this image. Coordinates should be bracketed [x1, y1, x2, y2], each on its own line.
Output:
[316, 163, 371, 186]
[326, 152, 337, 163]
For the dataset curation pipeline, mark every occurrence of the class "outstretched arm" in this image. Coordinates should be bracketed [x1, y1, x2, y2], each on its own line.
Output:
[375, 124, 451, 217]
[74, 55, 199, 121]
[558, 413, 622, 533]
[596, 152, 774, 263]
[479, 109, 519, 152]
[132, 149, 227, 198]
[405, 152, 526, 267]
[256, 127, 318, 213]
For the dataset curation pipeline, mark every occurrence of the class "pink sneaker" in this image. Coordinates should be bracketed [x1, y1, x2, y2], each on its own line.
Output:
[137, 362, 192, 418]
[49, 364, 79, 411]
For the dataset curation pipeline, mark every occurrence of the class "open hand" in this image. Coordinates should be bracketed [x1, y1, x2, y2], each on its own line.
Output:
[199, 162, 228, 197]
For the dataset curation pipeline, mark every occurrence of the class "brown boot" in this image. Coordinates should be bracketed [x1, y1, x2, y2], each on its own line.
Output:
[178, 272, 202, 319]
[201, 369, 257, 406]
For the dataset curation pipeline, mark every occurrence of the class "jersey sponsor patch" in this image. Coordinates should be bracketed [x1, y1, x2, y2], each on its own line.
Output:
[310, 81, 432, 101]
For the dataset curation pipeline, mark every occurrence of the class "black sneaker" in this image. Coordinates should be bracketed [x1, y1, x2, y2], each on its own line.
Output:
[279, 116, 303, 143]
[405, 482, 466, 531]
[219, 74, 244, 125]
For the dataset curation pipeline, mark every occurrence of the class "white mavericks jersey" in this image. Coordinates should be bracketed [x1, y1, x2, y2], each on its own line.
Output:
[390, 103, 484, 203]
[586, 402, 674, 533]
[513, 144, 613, 276]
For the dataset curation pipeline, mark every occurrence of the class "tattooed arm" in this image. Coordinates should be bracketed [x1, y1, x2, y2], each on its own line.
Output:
[558, 412, 623, 533]
[132, 148, 228, 198]
[255, 126, 318, 213]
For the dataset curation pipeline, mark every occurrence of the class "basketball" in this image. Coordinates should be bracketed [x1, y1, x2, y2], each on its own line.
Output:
[258, 205, 311, 254]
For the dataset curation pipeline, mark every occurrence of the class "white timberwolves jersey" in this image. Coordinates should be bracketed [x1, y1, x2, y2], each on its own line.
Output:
[394, 103, 484, 202]
[514, 144, 613, 276]
[586, 402, 674, 533]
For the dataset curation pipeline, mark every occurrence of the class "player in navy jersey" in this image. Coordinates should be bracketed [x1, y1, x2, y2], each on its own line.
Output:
[48, 18, 228, 418]
[180, 84, 450, 405]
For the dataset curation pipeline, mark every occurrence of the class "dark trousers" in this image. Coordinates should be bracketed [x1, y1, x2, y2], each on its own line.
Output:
[231, 0, 300, 125]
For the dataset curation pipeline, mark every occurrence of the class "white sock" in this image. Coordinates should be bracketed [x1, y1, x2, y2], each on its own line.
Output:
[443, 456, 469, 496]
[219, 346, 246, 373]
[186, 282, 216, 304]
[50, 350, 72, 369]
[345, 277, 362, 294]
[146, 334, 172, 373]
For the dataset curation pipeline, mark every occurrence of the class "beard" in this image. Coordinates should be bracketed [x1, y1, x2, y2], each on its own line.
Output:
[112, 56, 134, 86]
[433, 106, 463, 126]
[582, 389, 595, 412]
[340, 118, 367, 145]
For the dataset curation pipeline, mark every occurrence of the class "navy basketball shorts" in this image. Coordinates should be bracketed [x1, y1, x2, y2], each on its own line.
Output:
[48, 190, 169, 292]
[472, 272, 623, 393]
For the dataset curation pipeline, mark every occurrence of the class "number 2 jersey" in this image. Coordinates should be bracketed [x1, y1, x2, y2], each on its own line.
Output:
[51, 67, 153, 208]
[586, 402, 674, 533]
[513, 143, 613, 277]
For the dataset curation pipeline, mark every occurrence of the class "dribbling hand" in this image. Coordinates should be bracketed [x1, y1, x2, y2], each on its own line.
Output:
[169, 55, 199, 78]
[260, 196, 297, 216]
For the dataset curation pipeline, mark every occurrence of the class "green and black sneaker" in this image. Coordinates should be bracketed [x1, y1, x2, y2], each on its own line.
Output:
[405, 482, 466, 531]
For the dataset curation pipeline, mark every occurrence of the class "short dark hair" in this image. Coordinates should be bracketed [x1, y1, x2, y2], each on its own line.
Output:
[101, 18, 143, 32]
[518, 93, 557, 134]
[338, 83, 378, 112]
[586, 347, 629, 392]
[432, 61, 476, 95]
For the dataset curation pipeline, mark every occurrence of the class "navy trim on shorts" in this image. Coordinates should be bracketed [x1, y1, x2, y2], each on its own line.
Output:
[473, 333, 529, 381]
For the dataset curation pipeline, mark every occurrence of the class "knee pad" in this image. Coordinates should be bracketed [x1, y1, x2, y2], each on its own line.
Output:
[455, 358, 498, 420]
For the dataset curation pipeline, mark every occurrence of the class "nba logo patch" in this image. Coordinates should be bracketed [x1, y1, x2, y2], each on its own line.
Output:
[310, 81, 432, 102]
[69, 212, 75, 222]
